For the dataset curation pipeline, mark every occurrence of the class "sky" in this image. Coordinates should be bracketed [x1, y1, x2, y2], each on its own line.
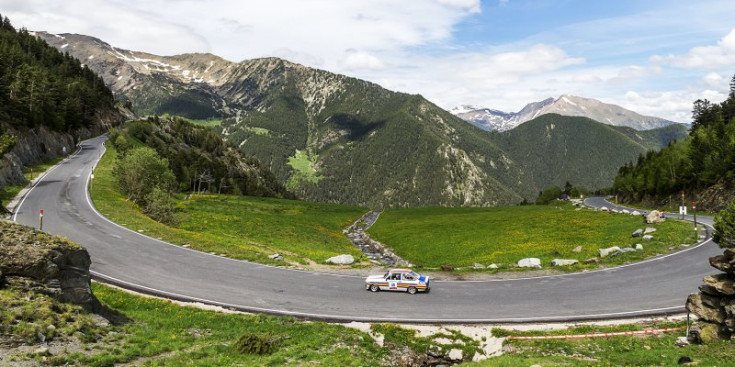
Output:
[2, 0, 735, 122]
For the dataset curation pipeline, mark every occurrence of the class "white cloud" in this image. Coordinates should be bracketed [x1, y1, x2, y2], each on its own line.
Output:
[1, 0, 480, 65]
[617, 89, 727, 122]
[341, 50, 385, 71]
[652, 28, 735, 69]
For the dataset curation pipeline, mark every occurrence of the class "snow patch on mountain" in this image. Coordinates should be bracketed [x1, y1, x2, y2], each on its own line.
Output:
[452, 95, 678, 132]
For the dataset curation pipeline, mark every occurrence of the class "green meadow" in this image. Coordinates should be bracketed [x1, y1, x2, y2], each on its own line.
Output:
[90, 146, 365, 265]
[367, 204, 697, 270]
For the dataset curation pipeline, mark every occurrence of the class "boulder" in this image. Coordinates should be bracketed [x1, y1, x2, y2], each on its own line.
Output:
[325, 254, 355, 265]
[635, 244, 644, 251]
[699, 274, 735, 296]
[692, 322, 731, 344]
[642, 235, 654, 241]
[517, 258, 541, 268]
[572, 245, 583, 253]
[632, 229, 644, 237]
[709, 249, 735, 274]
[631, 211, 642, 216]
[268, 253, 284, 261]
[600, 206, 609, 212]
[622, 209, 630, 214]
[551, 259, 578, 267]
[0, 221, 101, 312]
[448, 348, 463, 361]
[584, 257, 600, 264]
[599, 246, 621, 258]
[646, 210, 664, 224]
[644, 227, 657, 234]
[686, 293, 727, 324]
[674, 336, 690, 347]
[488, 263, 499, 269]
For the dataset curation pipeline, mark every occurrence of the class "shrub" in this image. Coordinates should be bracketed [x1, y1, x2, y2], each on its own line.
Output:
[232, 333, 282, 355]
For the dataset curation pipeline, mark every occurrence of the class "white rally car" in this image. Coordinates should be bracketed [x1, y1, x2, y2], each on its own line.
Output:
[365, 269, 430, 294]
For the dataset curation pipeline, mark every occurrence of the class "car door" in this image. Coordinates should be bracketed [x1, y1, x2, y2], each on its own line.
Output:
[388, 273, 400, 291]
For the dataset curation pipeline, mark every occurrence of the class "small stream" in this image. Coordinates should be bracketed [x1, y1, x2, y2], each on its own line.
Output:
[344, 211, 411, 267]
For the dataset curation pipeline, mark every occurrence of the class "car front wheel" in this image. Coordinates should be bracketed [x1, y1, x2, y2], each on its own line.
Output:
[407, 287, 417, 294]
[370, 284, 380, 292]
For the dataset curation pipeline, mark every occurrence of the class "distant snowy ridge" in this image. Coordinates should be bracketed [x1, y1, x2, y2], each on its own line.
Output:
[452, 95, 678, 131]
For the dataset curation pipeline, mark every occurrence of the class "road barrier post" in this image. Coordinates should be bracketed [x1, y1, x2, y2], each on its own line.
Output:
[693, 202, 697, 232]
[39, 209, 43, 231]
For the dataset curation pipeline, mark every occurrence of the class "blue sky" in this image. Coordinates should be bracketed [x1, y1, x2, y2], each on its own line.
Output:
[3, 0, 735, 122]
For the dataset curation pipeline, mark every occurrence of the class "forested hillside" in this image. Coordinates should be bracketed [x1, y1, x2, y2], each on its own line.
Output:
[0, 14, 121, 197]
[110, 116, 292, 199]
[35, 31, 688, 208]
[612, 76, 735, 210]
[0, 15, 114, 132]
[494, 114, 688, 195]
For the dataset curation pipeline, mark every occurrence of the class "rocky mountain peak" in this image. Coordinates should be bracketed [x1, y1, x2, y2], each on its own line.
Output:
[452, 95, 678, 132]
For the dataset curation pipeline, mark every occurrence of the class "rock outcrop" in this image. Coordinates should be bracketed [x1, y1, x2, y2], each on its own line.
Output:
[0, 220, 101, 312]
[686, 208, 735, 344]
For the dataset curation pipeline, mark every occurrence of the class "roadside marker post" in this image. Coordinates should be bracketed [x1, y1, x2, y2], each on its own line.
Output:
[693, 202, 697, 232]
[39, 209, 43, 231]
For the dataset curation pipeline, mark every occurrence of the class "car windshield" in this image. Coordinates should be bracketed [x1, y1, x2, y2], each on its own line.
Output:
[410, 272, 420, 279]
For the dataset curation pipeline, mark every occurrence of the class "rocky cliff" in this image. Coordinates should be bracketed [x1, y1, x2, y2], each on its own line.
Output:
[0, 108, 127, 192]
[0, 220, 101, 312]
[685, 202, 735, 343]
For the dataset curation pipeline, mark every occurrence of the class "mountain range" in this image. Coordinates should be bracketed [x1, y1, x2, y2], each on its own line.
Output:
[452, 95, 679, 132]
[34, 32, 689, 207]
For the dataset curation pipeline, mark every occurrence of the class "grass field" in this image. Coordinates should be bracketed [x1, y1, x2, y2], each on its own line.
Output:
[90, 146, 365, 265]
[367, 204, 697, 270]
[467, 323, 735, 367]
[34, 283, 387, 366]
[184, 118, 223, 127]
[8, 283, 732, 366]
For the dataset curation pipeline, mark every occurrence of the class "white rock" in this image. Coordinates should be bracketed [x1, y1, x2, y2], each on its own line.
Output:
[644, 227, 657, 234]
[600, 206, 610, 212]
[635, 244, 644, 250]
[599, 246, 621, 257]
[448, 348, 463, 361]
[268, 253, 284, 261]
[551, 259, 579, 266]
[488, 263, 499, 269]
[622, 209, 630, 214]
[631, 211, 642, 216]
[675, 336, 691, 347]
[473, 263, 485, 269]
[642, 235, 654, 241]
[517, 258, 541, 268]
[325, 254, 355, 265]
[572, 245, 583, 253]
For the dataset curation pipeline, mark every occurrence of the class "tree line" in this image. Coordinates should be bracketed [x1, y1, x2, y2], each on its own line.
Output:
[109, 116, 294, 223]
[0, 14, 114, 132]
[612, 75, 735, 203]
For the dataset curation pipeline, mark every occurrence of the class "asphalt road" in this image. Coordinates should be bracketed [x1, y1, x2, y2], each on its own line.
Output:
[12, 136, 722, 323]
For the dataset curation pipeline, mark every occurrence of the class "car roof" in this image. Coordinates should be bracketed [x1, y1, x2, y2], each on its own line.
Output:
[388, 269, 413, 273]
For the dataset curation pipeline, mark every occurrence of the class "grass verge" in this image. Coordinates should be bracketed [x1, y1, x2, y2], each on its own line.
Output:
[469, 322, 735, 367]
[89, 145, 365, 265]
[367, 203, 697, 271]
[31, 283, 386, 366]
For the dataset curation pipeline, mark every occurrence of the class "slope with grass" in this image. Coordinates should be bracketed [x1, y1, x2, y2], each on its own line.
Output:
[367, 202, 696, 270]
[91, 144, 365, 265]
